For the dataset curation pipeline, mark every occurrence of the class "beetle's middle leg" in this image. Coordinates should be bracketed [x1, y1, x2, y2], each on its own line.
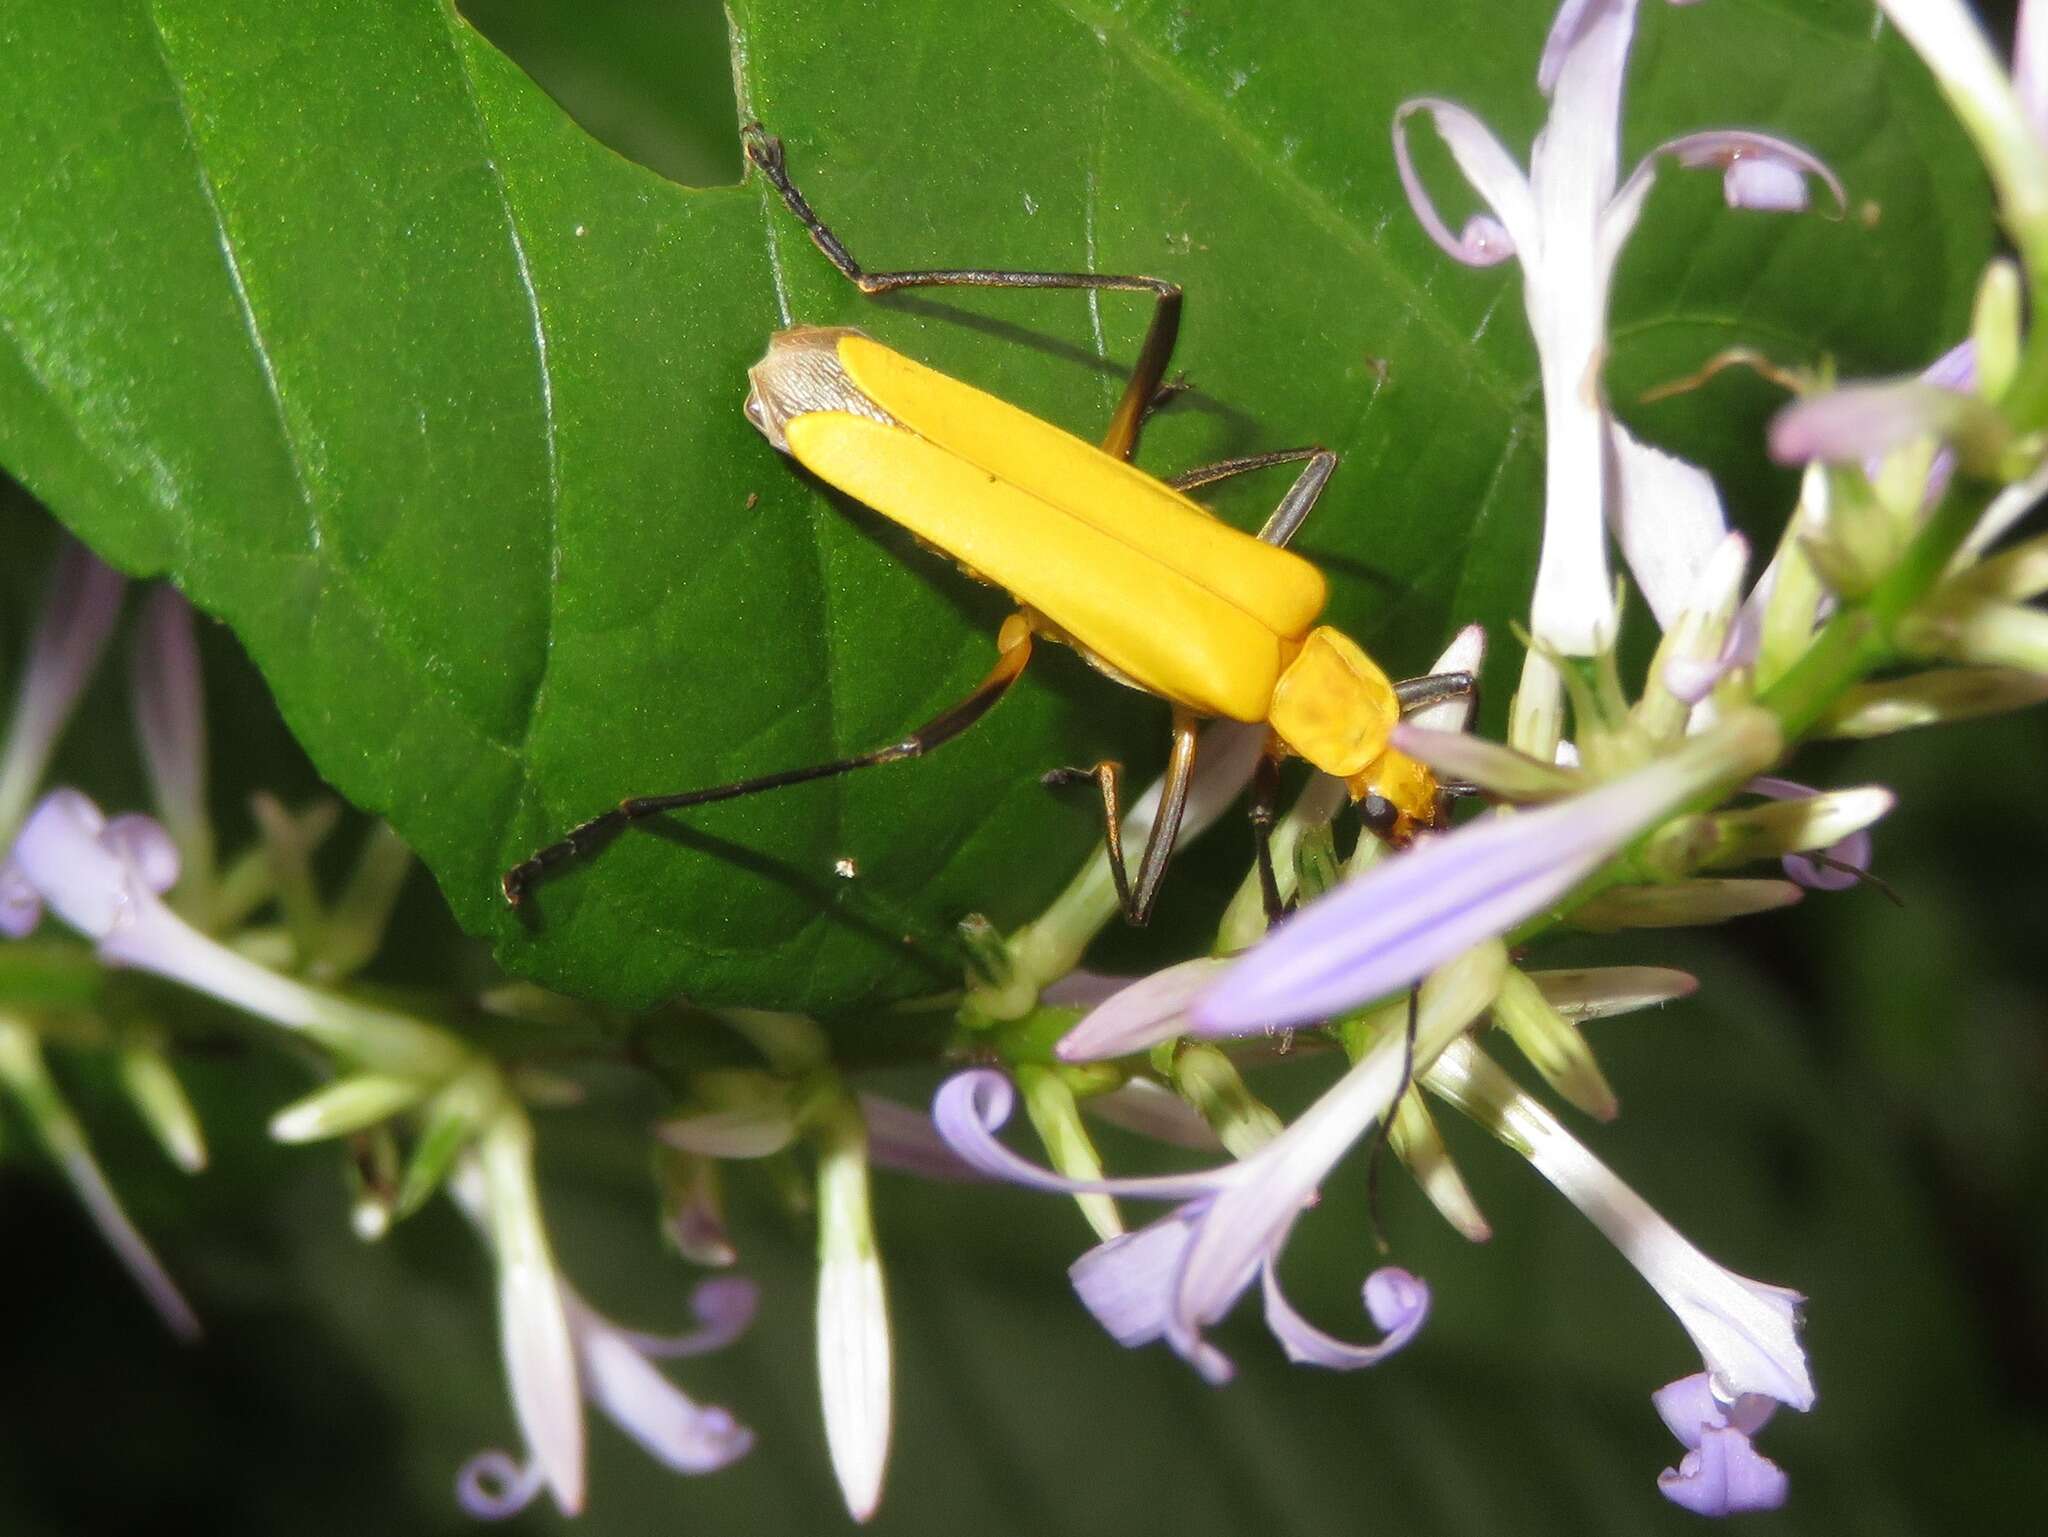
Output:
[742, 124, 1183, 464]
[1168, 448, 1339, 550]
[1042, 709, 1201, 927]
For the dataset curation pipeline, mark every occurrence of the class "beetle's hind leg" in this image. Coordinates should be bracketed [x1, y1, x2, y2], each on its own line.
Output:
[741, 123, 1182, 464]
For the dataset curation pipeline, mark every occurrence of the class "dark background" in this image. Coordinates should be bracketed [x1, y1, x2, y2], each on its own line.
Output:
[1, 2, 2043, 1532]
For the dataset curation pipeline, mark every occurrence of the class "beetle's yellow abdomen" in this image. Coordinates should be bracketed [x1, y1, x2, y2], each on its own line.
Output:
[1268, 626, 1401, 777]
[1348, 749, 1440, 844]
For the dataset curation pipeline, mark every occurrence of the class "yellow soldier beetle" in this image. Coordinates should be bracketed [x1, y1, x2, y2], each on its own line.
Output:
[502, 128, 1474, 923]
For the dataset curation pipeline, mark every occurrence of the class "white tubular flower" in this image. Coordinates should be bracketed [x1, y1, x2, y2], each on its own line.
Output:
[474, 1111, 584, 1516]
[1395, 0, 1840, 750]
[1426, 1039, 1814, 1412]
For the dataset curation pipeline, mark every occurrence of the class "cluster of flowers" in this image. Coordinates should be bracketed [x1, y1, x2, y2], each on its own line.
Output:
[4, 0, 2046, 1525]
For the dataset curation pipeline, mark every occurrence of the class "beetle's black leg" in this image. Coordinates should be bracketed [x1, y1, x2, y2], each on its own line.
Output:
[503, 621, 1036, 906]
[1043, 710, 1200, 926]
[742, 124, 1181, 463]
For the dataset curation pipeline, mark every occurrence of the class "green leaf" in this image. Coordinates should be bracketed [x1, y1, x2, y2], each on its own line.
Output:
[0, 0, 1993, 1012]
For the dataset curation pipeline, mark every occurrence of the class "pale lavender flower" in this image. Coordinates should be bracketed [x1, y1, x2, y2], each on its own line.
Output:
[13, 789, 460, 1072]
[857, 1092, 987, 1182]
[935, 947, 1502, 1383]
[456, 1276, 759, 1519]
[1395, 0, 1840, 666]
[130, 585, 215, 896]
[1194, 711, 1780, 1038]
[1653, 1372, 1789, 1516]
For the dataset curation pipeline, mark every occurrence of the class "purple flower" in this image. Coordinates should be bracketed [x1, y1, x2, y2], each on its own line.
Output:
[935, 946, 1502, 1383]
[1193, 711, 1780, 1038]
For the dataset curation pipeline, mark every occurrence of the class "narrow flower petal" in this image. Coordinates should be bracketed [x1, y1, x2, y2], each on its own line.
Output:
[1081, 1078, 1225, 1152]
[0, 1018, 202, 1341]
[1057, 956, 1230, 1062]
[2021, 0, 2048, 144]
[1769, 380, 1986, 466]
[1070, 1207, 1238, 1385]
[1260, 1262, 1430, 1369]
[0, 540, 125, 843]
[569, 1292, 755, 1475]
[1196, 713, 1779, 1036]
[1611, 429, 1732, 634]
[129, 586, 214, 892]
[1429, 1039, 1815, 1409]
[1654, 533, 1753, 710]
[1819, 666, 2048, 737]
[1392, 99, 1537, 265]
[857, 1093, 987, 1182]
[1659, 1426, 1790, 1515]
[1039, 969, 1135, 1009]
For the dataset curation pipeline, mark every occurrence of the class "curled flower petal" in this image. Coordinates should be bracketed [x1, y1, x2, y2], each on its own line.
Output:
[1392, 98, 1536, 266]
[857, 1092, 987, 1182]
[456, 1449, 549, 1520]
[1260, 1262, 1430, 1370]
[1057, 957, 1230, 1062]
[1659, 1425, 1790, 1515]
[1660, 129, 1848, 214]
[617, 1276, 760, 1360]
[932, 1070, 1220, 1204]
[1194, 712, 1780, 1037]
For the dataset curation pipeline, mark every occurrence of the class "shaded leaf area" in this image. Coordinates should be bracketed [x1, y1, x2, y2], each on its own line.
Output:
[2, 912, 2042, 1532]
[0, 0, 1992, 1012]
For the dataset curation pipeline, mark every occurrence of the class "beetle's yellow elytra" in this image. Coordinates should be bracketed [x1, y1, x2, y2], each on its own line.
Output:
[785, 411, 1287, 720]
[1267, 626, 1401, 778]
[831, 334, 1328, 637]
